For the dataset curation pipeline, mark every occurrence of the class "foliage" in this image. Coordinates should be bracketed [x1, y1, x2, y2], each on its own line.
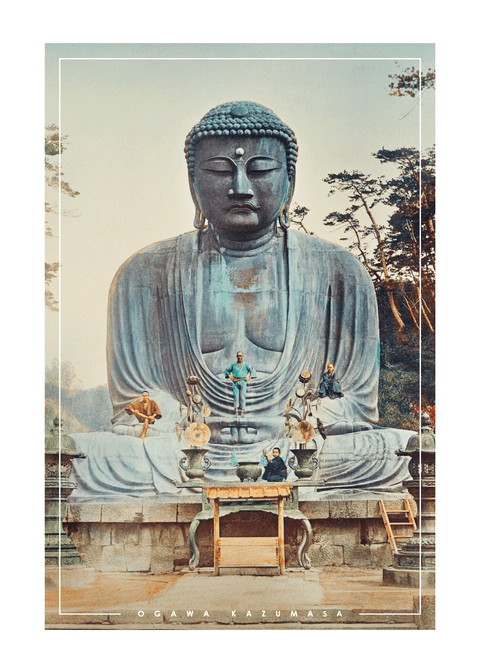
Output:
[45, 384, 113, 434]
[374, 147, 435, 334]
[377, 365, 419, 429]
[289, 202, 314, 234]
[70, 385, 114, 432]
[45, 125, 80, 310]
[323, 168, 409, 341]
[45, 358, 83, 396]
[322, 145, 436, 425]
[323, 146, 435, 339]
[410, 403, 436, 430]
[45, 124, 80, 201]
[388, 66, 435, 98]
[45, 398, 90, 435]
[45, 262, 60, 311]
[377, 293, 434, 429]
[45, 358, 114, 433]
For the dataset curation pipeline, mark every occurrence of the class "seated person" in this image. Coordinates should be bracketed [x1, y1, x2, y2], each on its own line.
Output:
[318, 363, 344, 400]
[262, 447, 287, 482]
[125, 391, 162, 440]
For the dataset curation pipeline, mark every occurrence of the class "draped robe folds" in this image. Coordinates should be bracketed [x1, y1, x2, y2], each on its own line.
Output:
[68, 228, 413, 502]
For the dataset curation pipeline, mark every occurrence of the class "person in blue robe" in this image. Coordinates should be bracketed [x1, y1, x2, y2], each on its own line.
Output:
[318, 363, 344, 400]
[224, 352, 257, 415]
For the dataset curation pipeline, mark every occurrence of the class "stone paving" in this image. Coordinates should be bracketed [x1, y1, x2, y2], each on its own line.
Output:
[45, 566, 435, 629]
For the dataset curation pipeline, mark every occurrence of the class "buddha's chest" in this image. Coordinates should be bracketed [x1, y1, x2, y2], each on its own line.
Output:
[198, 249, 288, 354]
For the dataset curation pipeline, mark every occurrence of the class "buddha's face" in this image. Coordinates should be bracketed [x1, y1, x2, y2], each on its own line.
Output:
[193, 136, 290, 235]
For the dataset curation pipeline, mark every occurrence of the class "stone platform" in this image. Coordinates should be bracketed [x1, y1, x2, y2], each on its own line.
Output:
[64, 498, 417, 573]
[45, 566, 435, 630]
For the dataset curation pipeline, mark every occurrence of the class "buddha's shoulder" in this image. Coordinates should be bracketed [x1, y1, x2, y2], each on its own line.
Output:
[112, 231, 197, 279]
[288, 230, 369, 276]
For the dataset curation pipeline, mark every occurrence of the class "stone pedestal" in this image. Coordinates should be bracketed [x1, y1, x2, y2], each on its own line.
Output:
[45, 415, 86, 569]
[383, 416, 435, 588]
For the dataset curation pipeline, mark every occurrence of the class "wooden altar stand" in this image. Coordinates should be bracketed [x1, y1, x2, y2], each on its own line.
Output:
[206, 484, 292, 576]
[176, 481, 313, 574]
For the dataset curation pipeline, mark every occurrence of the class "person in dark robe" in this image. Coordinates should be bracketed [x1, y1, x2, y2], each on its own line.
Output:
[318, 363, 344, 400]
[262, 447, 287, 482]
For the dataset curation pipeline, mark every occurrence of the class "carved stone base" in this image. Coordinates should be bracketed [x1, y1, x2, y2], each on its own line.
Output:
[383, 567, 435, 588]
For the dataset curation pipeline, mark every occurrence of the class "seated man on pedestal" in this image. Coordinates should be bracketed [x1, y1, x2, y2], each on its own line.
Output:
[70, 101, 413, 501]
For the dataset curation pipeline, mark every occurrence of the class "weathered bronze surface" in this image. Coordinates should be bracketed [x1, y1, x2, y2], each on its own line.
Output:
[68, 101, 413, 500]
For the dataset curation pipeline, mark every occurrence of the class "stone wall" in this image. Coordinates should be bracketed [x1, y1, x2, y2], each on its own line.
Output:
[65, 499, 416, 573]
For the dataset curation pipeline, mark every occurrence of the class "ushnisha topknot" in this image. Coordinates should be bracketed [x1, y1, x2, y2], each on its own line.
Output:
[185, 101, 298, 181]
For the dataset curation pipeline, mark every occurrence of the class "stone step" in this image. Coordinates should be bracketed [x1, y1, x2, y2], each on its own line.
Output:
[46, 622, 418, 630]
[45, 608, 417, 628]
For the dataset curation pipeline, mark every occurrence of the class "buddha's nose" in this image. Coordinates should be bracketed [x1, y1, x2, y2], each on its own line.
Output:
[232, 166, 254, 198]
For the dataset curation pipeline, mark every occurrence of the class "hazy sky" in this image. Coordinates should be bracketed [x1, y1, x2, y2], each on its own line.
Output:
[45, 43, 435, 390]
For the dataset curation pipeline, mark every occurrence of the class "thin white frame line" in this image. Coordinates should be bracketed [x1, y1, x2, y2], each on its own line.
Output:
[56, 58, 123, 618]
[54, 53, 429, 620]
[58, 55, 62, 611]
[58, 57, 421, 61]
[360, 59, 426, 618]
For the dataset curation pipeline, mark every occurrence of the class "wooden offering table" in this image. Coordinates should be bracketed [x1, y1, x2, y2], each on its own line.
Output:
[209, 484, 291, 575]
[177, 482, 313, 574]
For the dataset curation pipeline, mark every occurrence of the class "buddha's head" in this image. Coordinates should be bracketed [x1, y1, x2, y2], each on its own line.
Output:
[185, 101, 298, 235]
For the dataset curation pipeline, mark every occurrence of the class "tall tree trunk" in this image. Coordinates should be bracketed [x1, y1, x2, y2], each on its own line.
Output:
[358, 192, 407, 341]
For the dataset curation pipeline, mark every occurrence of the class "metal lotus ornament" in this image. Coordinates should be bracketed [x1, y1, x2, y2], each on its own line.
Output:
[284, 370, 326, 442]
[283, 370, 326, 481]
[299, 371, 312, 384]
[290, 420, 314, 443]
[177, 375, 212, 480]
[185, 421, 211, 447]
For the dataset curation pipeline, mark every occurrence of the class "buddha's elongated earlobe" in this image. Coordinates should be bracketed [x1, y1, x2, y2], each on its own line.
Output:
[278, 175, 295, 230]
[194, 205, 206, 231]
[188, 174, 208, 231]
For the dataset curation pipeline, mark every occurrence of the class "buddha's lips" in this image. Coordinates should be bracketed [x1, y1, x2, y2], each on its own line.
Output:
[227, 202, 260, 211]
